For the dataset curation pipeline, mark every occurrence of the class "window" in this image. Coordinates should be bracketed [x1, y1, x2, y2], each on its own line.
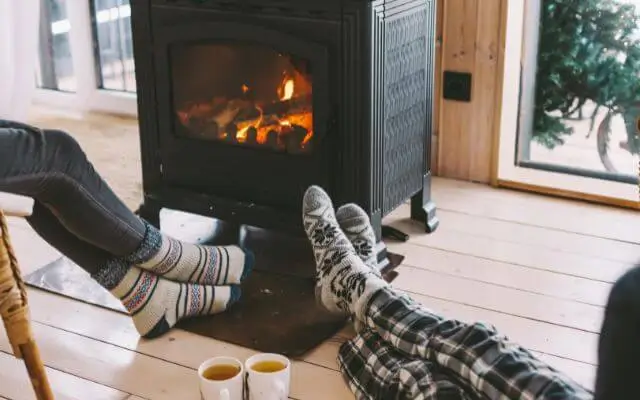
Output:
[495, 0, 639, 205]
[36, 0, 76, 92]
[91, 0, 135, 92]
[34, 0, 137, 115]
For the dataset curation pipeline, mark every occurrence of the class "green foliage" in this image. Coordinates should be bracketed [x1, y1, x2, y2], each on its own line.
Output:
[534, 0, 640, 149]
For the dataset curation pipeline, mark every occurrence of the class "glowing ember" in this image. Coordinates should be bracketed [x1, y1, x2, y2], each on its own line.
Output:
[177, 68, 313, 153]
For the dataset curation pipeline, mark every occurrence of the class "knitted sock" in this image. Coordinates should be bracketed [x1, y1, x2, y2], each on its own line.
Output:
[336, 203, 381, 274]
[94, 263, 240, 338]
[336, 203, 382, 331]
[127, 222, 254, 285]
[302, 186, 387, 318]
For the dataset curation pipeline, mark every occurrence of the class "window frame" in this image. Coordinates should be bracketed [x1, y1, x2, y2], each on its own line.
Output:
[494, 0, 639, 207]
[33, 0, 138, 116]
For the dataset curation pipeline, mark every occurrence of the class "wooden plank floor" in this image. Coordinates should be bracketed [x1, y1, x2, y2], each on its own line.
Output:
[2, 178, 639, 399]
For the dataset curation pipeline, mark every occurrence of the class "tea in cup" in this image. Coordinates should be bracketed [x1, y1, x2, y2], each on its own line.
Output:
[245, 353, 291, 400]
[198, 356, 244, 400]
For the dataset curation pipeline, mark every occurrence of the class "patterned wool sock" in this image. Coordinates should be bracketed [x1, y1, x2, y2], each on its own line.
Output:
[93, 263, 240, 338]
[127, 222, 254, 285]
[336, 203, 382, 274]
[302, 186, 387, 318]
[336, 203, 383, 331]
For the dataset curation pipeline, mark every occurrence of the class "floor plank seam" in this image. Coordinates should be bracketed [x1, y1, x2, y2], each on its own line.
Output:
[402, 241, 622, 284]
[399, 288, 602, 335]
[0, 349, 136, 399]
[533, 350, 596, 367]
[26, 319, 203, 371]
[423, 222, 640, 264]
[398, 263, 608, 308]
[432, 207, 639, 245]
[31, 317, 344, 373]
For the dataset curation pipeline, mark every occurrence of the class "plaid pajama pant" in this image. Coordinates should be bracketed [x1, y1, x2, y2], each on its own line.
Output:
[338, 287, 594, 399]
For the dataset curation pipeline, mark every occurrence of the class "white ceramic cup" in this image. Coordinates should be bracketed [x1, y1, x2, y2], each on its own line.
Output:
[244, 353, 291, 400]
[198, 356, 244, 400]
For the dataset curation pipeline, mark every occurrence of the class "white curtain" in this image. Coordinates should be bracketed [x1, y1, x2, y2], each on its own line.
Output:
[0, 0, 41, 121]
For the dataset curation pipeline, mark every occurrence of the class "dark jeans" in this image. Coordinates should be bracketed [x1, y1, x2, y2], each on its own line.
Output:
[594, 263, 640, 400]
[0, 120, 146, 273]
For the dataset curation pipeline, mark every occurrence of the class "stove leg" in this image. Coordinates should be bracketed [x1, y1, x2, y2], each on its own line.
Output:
[375, 241, 391, 273]
[135, 198, 162, 229]
[410, 173, 439, 233]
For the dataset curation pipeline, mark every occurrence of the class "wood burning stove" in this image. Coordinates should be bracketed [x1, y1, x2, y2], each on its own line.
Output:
[132, 0, 439, 248]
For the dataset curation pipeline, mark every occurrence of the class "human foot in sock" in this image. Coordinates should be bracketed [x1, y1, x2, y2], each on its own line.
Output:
[336, 203, 383, 331]
[96, 266, 240, 338]
[336, 203, 382, 275]
[302, 186, 387, 317]
[127, 222, 254, 286]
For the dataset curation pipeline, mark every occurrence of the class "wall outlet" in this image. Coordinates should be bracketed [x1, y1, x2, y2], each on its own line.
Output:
[443, 71, 472, 102]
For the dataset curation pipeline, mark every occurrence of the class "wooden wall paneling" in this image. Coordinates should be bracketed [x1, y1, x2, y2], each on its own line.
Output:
[438, 0, 478, 179]
[469, 0, 502, 182]
[437, 0, 504, 183]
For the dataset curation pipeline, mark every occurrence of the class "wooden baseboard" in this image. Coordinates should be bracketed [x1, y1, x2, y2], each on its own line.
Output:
[496, 179, 639, 210]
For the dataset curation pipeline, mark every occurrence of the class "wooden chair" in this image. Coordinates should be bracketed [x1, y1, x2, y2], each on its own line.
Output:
[0, 193, 54, 399]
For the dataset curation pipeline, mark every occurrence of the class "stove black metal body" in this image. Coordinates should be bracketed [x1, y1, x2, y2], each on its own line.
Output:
[131, 0, 439, 243]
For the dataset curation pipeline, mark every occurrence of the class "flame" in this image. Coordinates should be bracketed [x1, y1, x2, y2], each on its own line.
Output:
[178, 69, 313, 152]
[236, 106, 264, 142]
[280, 78, 295, 101]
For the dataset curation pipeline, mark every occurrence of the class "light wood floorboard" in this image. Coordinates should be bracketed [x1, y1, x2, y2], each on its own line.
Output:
[2, 178, 637, 398]
[431, 178, 639, 243]
[0, 350, 130, 400]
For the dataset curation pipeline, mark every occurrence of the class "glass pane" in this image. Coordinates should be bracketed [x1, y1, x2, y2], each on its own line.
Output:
[172, 43, 314, 154]
[92, 0, 135, 92]
[36, 0, 76, 92]
[519, 0, 640, 182]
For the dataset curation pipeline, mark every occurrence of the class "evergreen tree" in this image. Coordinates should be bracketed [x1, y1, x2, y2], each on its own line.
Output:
[534, 0, 640, 153]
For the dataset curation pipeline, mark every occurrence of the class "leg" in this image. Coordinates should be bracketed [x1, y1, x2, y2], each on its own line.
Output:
[0, 122, 253, 285]
[339, 327, 468, 399]
[0, 122, 146, 255]
[410, 173, 439, 233]
[357, 288, 591, 399]
[594, 263, 640, 400]
[26, 201, 241, 338]
[302, 186, 591, 399]
[27, 200, 113, 275]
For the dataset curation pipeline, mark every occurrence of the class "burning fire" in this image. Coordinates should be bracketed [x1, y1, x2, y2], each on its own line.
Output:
[177, 69, 313, 152]
[280, 77, 295, 101]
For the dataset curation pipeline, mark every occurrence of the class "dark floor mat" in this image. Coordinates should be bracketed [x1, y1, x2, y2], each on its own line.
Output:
[23, 212, 403, 357]
[24, 253, 402, 357]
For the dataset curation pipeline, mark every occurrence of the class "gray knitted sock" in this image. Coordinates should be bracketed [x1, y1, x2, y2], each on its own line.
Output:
[124, 222, 253, 285]
[336, 203, 381, 274]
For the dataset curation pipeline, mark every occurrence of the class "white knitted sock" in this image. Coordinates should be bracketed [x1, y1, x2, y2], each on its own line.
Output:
[302, 186, 386, 317]
[336, 203, 381, 273]
[130, 223, 253, 285]
[336, 203, 384, 330]
[110, 267, 240, 338]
